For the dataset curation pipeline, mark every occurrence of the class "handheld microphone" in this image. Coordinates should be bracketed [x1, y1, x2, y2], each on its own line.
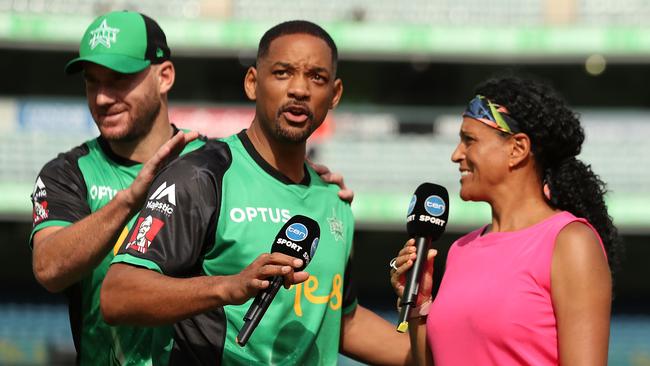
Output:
[237, 215, 320, 346]
[397, 183, 449, 332]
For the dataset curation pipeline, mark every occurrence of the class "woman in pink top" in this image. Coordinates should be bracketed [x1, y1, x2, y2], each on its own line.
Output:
[391, 77, 620, 366]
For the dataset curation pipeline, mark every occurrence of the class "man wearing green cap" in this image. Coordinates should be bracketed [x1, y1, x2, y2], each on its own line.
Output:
[30, 10, 352, 365]
[30, 10, 203, 365]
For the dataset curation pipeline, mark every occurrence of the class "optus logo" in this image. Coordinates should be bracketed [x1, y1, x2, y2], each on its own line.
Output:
[286, 223, 308, 241]
[424, 195, 445, 217]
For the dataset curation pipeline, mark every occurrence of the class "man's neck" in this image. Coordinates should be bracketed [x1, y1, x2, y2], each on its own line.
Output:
[246, 122, 306, 183]
[108, 117, 174, 164]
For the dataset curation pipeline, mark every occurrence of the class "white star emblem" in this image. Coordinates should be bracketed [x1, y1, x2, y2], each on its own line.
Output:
[89, 20, 120, 49]
[327, 208, 344, 242]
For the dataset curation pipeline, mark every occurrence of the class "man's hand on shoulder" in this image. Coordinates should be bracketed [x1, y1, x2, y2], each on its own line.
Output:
[308, 159, 354, 203]
[123, 131, 200, 211]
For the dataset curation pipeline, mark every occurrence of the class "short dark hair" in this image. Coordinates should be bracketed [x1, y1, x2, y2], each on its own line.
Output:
[256, 20, 338, 72]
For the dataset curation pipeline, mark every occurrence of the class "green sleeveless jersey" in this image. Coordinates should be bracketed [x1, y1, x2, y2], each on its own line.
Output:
[30, 129, 205, 365]
[113, 132, 357, 365]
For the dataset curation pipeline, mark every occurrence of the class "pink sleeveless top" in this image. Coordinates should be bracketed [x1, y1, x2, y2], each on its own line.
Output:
[426, 211, 605, 365]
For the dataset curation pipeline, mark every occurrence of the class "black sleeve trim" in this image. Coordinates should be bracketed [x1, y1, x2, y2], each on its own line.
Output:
[116, 140, 232, 277]
[342, 254, 357, 310]
[31, 143, 90, 231]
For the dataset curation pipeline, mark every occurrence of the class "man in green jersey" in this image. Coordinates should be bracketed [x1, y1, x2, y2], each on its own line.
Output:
[30, 11, 350, 365]
[102, 20, 410, 365]
[30, 10, 202, 365]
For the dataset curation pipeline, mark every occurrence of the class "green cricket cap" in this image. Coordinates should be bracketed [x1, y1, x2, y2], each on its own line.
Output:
[65, 10, 170, 74]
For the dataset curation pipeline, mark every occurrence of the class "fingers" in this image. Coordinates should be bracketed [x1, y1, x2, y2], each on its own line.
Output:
[306, 158, 328, 175]
[149, 130, 199, 169]
[250, 278, 270, 289]
[336, 187, 354, 203]
[256, 253, 303, 268]
[307, 159, 355, 203]
[169, 130, 199, 156]
[390, 273, 405, 297]
[390, 238, 419, 297]
[246, 253, 304, 285]
[283, 271, 310, 289]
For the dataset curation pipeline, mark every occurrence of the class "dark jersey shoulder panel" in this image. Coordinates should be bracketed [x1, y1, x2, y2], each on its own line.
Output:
[115, 139, 232, 277]
[31, 143, 91, 240]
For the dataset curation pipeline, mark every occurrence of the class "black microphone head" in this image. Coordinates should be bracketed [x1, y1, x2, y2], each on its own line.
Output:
[406, 183, 449, 240]
[271, 215, 321, 271]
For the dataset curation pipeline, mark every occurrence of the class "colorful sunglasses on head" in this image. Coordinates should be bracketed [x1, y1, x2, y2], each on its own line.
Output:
[462, 95, 521, 134]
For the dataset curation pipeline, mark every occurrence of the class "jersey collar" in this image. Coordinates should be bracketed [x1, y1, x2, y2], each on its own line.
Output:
[237, 130, 311, 186]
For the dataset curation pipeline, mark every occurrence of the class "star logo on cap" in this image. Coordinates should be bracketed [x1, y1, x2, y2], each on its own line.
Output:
[89, 19, 120, 49]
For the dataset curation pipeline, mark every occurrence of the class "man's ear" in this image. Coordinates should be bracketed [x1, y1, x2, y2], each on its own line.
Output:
[329, 78, 343, 109]
[509, 132, 531, 168]
[157, 61, 175, 95]
[244, 67, 258, 101]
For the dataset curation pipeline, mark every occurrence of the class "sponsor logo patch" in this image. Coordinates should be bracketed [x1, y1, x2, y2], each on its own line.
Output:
[327, 208, 344, 242]
[229, 207, 291, 223]
[125, 215, 164, 254]
[32, 177, 48, 223]
[90, 185, 117, 201]
[150, 182, 176, 205]
[146, 182, 176, 216]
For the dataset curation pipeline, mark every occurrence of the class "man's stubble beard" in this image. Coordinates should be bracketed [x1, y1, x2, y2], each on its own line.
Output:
[100, 93, 162, 143]
[260, 114, 320, 145]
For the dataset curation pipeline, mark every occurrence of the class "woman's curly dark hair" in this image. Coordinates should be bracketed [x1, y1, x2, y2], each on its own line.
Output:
[474, 76, 622, 277]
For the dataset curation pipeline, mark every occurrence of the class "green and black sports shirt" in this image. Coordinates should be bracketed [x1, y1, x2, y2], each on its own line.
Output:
[31, 127, 204, 365]
[113, 131, 357, 365]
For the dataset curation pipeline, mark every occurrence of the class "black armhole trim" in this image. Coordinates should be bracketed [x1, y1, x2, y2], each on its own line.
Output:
[197, 141, 232, 272]
[236, 130, 310, 186]
[342, 254, 357, 309]
[62, 143, 91, 210]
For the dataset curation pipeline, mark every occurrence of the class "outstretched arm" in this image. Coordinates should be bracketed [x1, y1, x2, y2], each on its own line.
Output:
[340, 305, 411, 365]
[101, 254, 308, 326]
[32, 131, 198, 292]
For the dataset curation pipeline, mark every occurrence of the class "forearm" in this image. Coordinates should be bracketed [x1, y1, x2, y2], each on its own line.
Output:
[32, 190, 138, 292]
[408, 317, 434, 366]
[101, 263, 236, 326]
[340, 305, 411, 365]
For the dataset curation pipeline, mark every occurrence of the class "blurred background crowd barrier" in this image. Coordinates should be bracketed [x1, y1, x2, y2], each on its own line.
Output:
[1, 0, 649, 365]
